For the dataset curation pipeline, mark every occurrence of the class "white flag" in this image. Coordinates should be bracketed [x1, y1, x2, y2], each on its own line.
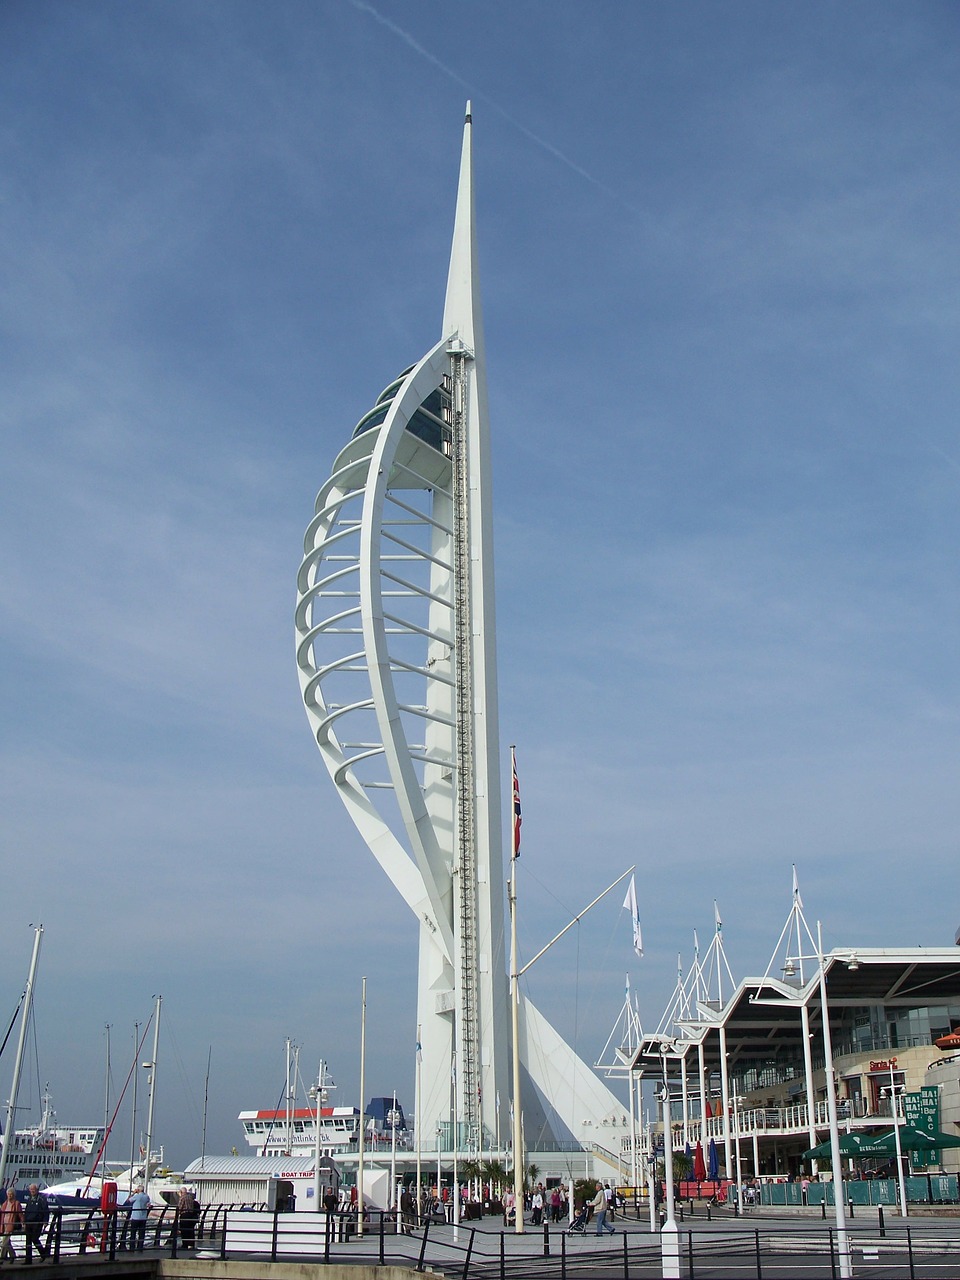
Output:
[792, 864, 803, 909]
[623, 874, 643, 958]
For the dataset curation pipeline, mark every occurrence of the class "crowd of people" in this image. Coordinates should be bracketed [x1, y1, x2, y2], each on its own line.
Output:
[0, 1181, 203, 1262]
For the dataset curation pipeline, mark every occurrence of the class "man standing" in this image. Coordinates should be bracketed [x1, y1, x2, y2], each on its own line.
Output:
[125, 1186, 151, 1252]
[591, 1182, 615, 1236]
[22, 1185, 49, 1264]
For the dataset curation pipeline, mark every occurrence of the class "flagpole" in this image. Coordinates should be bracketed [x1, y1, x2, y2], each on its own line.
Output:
[518, 867, 635, 979]
[451, 1051, 460, 1240]
[509, 746, 524, 1233]
[415, 1025, 422, 1208]
[357, 976, 367, 1238]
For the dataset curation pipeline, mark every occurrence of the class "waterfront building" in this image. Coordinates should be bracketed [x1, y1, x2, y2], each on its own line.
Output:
[627, 940, 960, 1182]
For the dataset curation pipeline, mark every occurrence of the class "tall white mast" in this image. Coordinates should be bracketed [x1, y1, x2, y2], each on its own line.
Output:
[141, 995, 162, 1184]
[0, 925, 43, 1189]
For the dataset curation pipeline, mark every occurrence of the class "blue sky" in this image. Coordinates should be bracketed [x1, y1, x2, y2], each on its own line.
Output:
[2, 1, 959, 1167]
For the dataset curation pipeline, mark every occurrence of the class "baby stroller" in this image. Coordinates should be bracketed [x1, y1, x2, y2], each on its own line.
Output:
[567, 1204, 590, 1235]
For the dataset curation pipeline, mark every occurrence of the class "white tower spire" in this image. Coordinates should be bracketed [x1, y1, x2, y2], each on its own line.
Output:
[296, 106, 626, 1150]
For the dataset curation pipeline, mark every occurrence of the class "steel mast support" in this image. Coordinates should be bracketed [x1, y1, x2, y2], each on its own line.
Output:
[450, 341, 480, 1140]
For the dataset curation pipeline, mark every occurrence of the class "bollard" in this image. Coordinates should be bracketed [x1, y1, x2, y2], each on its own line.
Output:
[821, 1199, 826, 1220]
[543, 1222, 549, 1257]
[878, 1205, 885, 1238]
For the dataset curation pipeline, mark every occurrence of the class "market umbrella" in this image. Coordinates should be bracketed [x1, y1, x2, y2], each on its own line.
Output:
[855, 1125, 960, 1156]
[707, 1137, 719, 1180]
[802, 1133, 872, 1160]
[802, 1125, 960, 1161]
[693, 1140, 707, 1183]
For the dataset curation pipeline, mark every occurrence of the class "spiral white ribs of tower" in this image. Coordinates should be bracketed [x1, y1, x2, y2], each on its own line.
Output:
[295, 106, 627, 1149]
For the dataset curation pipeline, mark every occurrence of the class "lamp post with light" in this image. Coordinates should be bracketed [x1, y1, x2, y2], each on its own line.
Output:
[658, 1040, 680, 1280]
[881, 1069, 908, 1219]
[388, 1094, 401, 1215]
[309, 1061, 334, 1210]
[436, 1124, 443, 1214]
[731, 1092, 745, 1214]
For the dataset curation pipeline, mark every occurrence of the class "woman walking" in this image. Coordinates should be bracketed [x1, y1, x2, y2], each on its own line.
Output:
[0, 1189, 24, 1262]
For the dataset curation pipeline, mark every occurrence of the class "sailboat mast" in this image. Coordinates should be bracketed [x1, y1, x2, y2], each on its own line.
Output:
[141, 995, 162, 1185]
[128, 1022, 140, 1192]
[200, 1046, 212, 1170]
[102, 1024, 112, 1176]
[0, 925, 43, 1189]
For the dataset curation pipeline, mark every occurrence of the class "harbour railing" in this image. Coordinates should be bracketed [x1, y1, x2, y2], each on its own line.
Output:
[30, 1202, 960, 1278]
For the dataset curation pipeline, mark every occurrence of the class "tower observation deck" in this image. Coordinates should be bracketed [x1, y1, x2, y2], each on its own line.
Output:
[295, 107, 627, 1149]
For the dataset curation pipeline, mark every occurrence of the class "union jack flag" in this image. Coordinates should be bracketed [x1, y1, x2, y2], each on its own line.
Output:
[511, 748, 522, 858]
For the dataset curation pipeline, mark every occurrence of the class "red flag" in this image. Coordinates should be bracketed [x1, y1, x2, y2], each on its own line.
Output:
[511, 748, 522, 859]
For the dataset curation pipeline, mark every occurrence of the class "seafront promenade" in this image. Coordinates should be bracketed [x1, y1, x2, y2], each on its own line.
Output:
[14, 1203, 960, 1279]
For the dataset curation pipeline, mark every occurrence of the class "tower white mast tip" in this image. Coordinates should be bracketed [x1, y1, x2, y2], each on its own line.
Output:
[465, 100, 472, 122]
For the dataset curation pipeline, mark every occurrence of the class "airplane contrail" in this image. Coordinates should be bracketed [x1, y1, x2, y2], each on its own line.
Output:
[349, 0, 631, 208]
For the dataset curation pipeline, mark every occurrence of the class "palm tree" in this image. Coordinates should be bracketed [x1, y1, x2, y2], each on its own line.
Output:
[482, 1160, 508, 1197]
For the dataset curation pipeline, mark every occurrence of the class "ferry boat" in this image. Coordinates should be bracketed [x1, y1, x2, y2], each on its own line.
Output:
[239, 1105, 361, 1156]
[1, 1092, 104, 1190]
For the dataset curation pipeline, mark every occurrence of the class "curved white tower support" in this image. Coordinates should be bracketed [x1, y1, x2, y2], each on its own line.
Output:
[296, 107, 626, 1147]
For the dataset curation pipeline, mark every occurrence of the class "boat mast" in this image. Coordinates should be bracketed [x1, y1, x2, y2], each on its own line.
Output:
[141, 995, 162, 1185]
[102, 1024, 111, 1178]
[0, 925, 43, 1189]
[128, 1022, 140, 1193]
[200, 1046, 212, 1171]
[285, 1038, 294, 1154]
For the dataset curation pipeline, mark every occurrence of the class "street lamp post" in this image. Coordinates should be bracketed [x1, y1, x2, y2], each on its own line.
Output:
[310, 1061, 333, 1210]
[816, 923, 851, 1279]
[388, 1093, 400, 1216]
[732, 1092, 745, 1215]
[881, 1069, 908, 1219]
[659, 1042, 680, 1280]
[645, 1115, 657, 1233]
[436, 1124, 443, 1212]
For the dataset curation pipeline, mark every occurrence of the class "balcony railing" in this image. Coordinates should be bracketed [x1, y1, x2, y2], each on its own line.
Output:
[620, 1097, 897, 1153]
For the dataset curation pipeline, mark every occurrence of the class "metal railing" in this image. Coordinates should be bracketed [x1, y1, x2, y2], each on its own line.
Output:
[25, 1203, 960, 1279]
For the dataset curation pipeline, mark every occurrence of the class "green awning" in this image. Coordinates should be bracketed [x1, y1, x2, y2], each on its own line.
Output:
[803, 1124, 960, 1161]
